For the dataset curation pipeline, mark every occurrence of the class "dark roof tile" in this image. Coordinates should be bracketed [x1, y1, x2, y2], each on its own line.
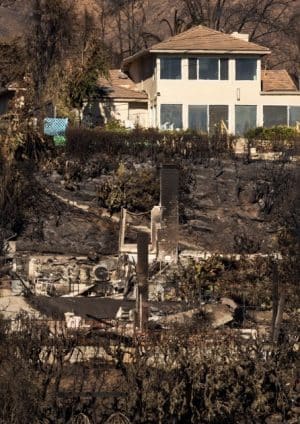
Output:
[150, 25, 270, 53]
[98, 70, 148, 100]
[261, 70, 298, 92]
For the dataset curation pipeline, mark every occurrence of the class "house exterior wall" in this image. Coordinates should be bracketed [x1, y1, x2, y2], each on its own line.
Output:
[127, 56, 157, 127]
[98, 100, 149, 128]
[128, 102, 148, 127]
[112, 102, 129, 123]
[96, 100, 129, 125]
[155, 55, 300, 132]
[126, 53, 300, 134]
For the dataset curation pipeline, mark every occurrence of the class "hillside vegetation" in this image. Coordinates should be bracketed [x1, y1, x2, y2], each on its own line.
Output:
[0, 0, 299, 72]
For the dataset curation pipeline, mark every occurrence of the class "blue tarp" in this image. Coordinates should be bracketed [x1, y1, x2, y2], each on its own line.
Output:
[44, 118, 68, 136]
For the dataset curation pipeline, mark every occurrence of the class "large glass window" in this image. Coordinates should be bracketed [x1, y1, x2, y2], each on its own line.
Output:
[235, 105, 257, 135]
[188, 58, 197, 80]
[289, 106, 300, 127]
[160, 104, 182, 130]
[160, 57, 181, 79]
[209, 105, 229, 133]
[220, 59, 229, 80]
[188, 106, 207, 131]
[188, 58, 228, 80]
[199, 58, 218, 80]
[263, 106, 287, 127]
[236, 59, 257, 80]
[188, 105, 229, 133]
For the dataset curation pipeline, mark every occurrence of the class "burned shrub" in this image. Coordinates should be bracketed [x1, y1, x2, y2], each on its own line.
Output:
[65, 127, 234, 162]
[95, 163, 195, 219]
[165, 256, 225, 305]
[96, 165, 160, 213]
[233, 233, 261, 254]
[123, 329, 299, 424]
[0, 161, 36, 237]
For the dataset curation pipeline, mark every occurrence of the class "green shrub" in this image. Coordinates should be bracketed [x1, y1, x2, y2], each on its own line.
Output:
[104, 118, 128, 131]
[245, 126, 299, 153]
[246, 126, 298, 141]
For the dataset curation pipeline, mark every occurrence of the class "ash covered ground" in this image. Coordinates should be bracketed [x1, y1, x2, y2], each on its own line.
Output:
[16, 154, 298, 257]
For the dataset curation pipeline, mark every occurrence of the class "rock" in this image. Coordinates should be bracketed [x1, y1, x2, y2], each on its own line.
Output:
[203, 304, 234, 328]
[49, 171, 61, 183]
[160, 308, 198, 325]
[237, 203, 262, 221]
[238, 183, 257, 205]
[248, 310, 288, 324]
[220, 297, 238, 310]
[189, 219, 213, 232]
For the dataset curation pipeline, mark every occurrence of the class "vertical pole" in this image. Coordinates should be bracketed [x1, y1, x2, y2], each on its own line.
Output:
[271, 260, 279, 338]
[136, 232, 149, 331]
[158, 164, 179, 262]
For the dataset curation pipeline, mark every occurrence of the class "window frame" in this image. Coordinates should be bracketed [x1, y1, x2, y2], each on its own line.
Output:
[288, 106, 300, 127]
[160, 56, 182, 80]
[209, 105, 229, 133]
[188, 105, 208, 132]
[235, 58, 257, 81]
[263, 105, 288, 128]
[188, 105, 229, 133]
[235, 105, 257, 135]
[160, 104, 183, 130]
[188, 57, 229, 81]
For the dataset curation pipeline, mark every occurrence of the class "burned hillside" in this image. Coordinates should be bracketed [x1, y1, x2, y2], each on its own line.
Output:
[0, 129, 299, 424]
[0, 0, 299, 421]
[22, 150, 297, 256]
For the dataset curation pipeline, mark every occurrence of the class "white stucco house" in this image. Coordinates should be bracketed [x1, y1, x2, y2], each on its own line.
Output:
[99, 25, 300, 135]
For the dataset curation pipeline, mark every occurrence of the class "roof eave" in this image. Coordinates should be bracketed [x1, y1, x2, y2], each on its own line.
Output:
[100, 95, 148, 101]
[122, 47, 270, 68]
[149, 49, 270, 55]
[261, 91, 300, 95]
[122, 49, 150, 67]
[110, 97, 148, 101]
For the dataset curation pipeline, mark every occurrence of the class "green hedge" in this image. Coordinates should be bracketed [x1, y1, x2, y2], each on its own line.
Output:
[245, 126, 299, 141]
[245, 126, 300, 153]
[65, 127, 235, 161]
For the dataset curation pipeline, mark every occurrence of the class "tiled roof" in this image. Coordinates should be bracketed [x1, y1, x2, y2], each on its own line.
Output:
[97, 70, 148, 100]
[261, 70, 298, 92]
[150, 25, 270, 53]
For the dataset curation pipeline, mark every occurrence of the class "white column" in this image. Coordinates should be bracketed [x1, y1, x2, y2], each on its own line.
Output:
[182, 104, 188, 130]
[257, 104, 263, 127]
[157, 101, 161, 129]
[229, 104, 235, 134]
[182, 57, 188, 81]
[229, 58, 235, 82]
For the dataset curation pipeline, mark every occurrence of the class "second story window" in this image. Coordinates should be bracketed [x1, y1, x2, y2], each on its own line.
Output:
[236, 58, 257, 80]
[189, 58, 229, 80]
[160, 57, 181, 79]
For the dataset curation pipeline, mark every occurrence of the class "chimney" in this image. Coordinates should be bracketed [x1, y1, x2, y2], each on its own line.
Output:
[136, 232, 149, 331]
[231, 32, 249, 42]
[157, 164, 179, 263]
